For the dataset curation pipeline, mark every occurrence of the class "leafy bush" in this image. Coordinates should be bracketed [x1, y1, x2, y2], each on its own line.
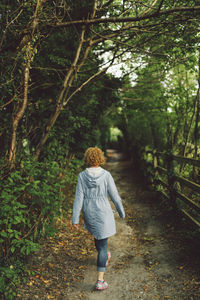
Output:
[0, 260, 25, 300]
[0, 157, 83, 298]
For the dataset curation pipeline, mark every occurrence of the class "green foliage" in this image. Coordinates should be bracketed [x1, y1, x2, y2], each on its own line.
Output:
[0, 260, 25, 300]
[116, 49, 200, 163]
[0, 158, 81, 258]
[1, 1, 200, 297]
[110, 127, 123, 142]
[0, 157, 83, 297]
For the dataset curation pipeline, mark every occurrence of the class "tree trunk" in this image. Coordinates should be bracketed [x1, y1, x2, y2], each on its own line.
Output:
[194, 53, 200, 160]
[8, 0, 45, 167]
[33, 1, 99, 161]
[9, 54, 30, 167]
[179, 56, 200, 173]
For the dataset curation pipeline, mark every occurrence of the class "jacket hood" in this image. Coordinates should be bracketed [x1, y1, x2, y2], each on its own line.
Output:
[82, 168, 106, 188]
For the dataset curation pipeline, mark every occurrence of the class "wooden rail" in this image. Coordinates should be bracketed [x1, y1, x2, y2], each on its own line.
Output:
[174, 175, 200, 193]
[144, 149, 200, 228]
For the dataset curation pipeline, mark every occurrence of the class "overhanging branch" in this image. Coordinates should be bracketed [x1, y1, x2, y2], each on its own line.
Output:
[54, 6, 200, 27]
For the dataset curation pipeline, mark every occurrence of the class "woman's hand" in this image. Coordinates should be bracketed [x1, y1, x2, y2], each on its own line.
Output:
[73, 224, 79, 230]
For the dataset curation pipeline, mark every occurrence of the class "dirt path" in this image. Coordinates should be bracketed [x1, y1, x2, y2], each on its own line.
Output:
[70, 152, 200, 299]
[17, 151, 200, 299]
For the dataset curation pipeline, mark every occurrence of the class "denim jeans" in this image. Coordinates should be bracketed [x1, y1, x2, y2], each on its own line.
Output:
[94, 238, 108, 272]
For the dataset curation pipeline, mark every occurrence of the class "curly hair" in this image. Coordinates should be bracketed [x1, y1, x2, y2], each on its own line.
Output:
[84, 147, 106, 167]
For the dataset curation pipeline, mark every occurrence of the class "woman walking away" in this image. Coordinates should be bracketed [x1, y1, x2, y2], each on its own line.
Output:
[72, 147, 125, 291]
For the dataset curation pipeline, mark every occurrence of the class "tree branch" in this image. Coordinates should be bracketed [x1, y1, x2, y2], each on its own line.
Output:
[141, 0, 160, 16]
[33, 26, 90, 160]
[63, 68, 108, 106]
[54, 6, 200, 27]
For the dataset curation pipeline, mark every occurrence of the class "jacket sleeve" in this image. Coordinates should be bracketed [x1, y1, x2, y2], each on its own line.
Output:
[107, 172, 125, 219]
[72, 174, 84, 224]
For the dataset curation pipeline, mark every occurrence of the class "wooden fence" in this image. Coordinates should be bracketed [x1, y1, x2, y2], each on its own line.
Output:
[143, 149, 200, 228]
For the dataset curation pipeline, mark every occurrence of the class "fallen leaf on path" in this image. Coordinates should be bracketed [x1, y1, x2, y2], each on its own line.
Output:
[78, 265, 85, 269]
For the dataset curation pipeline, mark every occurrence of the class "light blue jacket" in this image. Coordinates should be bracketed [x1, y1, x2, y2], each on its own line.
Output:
[72, 168, 125, 240]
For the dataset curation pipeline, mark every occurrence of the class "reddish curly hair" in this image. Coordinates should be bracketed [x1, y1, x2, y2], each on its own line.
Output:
[84, 147, 106, 167]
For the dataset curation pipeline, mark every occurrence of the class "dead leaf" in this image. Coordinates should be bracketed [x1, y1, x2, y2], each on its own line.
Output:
[78, 265, 85, 269]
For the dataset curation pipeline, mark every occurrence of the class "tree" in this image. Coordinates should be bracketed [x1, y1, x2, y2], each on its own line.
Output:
[1, 0, 200, 164]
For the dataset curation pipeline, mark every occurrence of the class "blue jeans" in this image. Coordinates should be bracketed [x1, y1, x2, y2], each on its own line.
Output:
[94, 238, 108, 272]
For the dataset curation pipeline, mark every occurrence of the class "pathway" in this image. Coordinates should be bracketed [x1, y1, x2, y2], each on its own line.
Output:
[71, 151, 200, 299]
[17, 151, 200, 299]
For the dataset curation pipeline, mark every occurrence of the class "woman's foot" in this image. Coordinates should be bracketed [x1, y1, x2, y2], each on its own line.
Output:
[96, 280, 108, 291]
[106, 251, 111, 267]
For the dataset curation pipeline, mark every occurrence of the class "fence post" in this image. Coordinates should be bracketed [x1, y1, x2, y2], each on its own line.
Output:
[166, 152, 178, 211]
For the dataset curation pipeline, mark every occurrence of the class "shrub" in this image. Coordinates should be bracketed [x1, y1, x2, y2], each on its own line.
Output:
[0, 157, 84, 298]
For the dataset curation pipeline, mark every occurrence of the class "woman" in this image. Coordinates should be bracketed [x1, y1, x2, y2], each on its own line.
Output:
[72, 147, 125, 291]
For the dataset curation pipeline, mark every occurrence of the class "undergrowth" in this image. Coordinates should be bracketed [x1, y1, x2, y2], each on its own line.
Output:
[0, 157, 83, 299]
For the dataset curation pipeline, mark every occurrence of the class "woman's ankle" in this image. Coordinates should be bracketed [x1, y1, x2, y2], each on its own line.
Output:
[98, 277, 104, 281]
[98, 271, 104, 281]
